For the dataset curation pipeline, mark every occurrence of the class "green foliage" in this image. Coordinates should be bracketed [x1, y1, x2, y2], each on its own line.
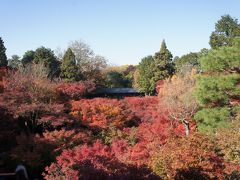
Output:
[105, 71, 131, 88]
[195, 74, 240, 106]
[195, 38, 240, 133]
[174, 52, 199, 73]
[134, 55, 155, 94]
[209, 15, 240, 49]
[122, 65, 136, 87]
[152, 40, 175, 81]
[201, 41, 240, 72]
[194, 107, 230, 133]
[22, 50, 35, 65]
[60, 48, 79, 82]
[100, 126, 137, 146]
[135, 40, 174, 94]
[0, 37, 7, 67]
[34, 46, 60, 79]
[8, 55, 21, 69]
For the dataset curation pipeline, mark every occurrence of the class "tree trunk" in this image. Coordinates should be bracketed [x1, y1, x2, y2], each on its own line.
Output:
[183, 120, 190, 136]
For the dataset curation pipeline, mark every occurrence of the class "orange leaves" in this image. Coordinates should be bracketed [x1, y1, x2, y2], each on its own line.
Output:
[70, 98, 137, 129]
[150, 133, 225, 179]
[158, 74, 198, 135]
[215, 120, 240, 164]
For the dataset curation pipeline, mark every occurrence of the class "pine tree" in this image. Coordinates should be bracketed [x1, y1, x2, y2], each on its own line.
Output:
[60, 48, 79, 82]
[195, 38, 240, 133]
[209, 15, 240, 49]
[152, 40, 175, 85]
[0, 37, 7, 67]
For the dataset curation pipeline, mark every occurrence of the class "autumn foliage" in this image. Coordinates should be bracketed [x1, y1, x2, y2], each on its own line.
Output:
[150, 133, 225, 179]
[56, 80, 96, 100]
[0, 67, 9, 93]
[0, 64, 239, 179]
[70, 98, 139, 129]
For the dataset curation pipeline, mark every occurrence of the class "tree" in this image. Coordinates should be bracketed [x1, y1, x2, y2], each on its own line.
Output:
[135, 40, 175, 95]
[43, 141, 155, 179]
[68, 40, 107, 83]
[0, 37, 7, 67]
[70, 98, 137, 129]
[209, 15, 240, 49]
[80, 55, 107, 84]
[195, 38, 240, 133]
[123, 65, 136, 87]
[68, 40, 94, 65]
[105, 71, 130, 88]
[174, 52, 199, 74]
[22, 50, 35, 65]
[152, 40, 175, 89]
[33, 46, 60, 79]
[8, 55, 21, 69]
[103, 65, 136, 88]
[57, 81, 96, 100]
[158, 73, 199, 136]
[0, 64, 71, 133]
[134, 56, 155, 94]
[60, 48, 79, 82]
[150, 133, 225, 179]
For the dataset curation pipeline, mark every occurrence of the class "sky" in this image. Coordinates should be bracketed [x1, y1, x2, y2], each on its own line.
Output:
[1, 0, 240, 65]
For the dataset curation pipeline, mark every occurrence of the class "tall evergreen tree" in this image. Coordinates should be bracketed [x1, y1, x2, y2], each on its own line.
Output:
[152, 40, 175, 84]
[209, 15, 240, 49]
[60, 48, 79, 82]
[0, 37, 7, 67]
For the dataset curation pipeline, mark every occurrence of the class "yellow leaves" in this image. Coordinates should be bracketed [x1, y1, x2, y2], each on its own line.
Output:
[191, 68, 198, 77]
[70, 111, 79, 117]
[99, 105, 121, 117]
[216, 120, 240, 164]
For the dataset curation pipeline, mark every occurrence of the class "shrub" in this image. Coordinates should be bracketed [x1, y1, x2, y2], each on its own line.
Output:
[70, 98, 139, 130]
[150, 133, 225, 179]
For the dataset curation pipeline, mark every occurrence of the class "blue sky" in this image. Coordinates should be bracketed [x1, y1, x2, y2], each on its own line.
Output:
[1, 0, 240, 65]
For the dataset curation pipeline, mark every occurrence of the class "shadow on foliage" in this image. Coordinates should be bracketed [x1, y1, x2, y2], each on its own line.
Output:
[175, 168, 212, 180]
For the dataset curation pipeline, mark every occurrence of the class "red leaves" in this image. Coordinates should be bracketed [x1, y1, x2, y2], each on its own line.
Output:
[70, 98, 138, 129]
[0, 70, 72, 131]
[2, 68, 239, 179]
[0, 67, 9, 93]
[43, 129, 91, 154]
[125, 96, 159, 123]
[150, 133, 226, 179]
[44, 140, 158, 180]
[56, 81, 95, 100]
[44, 141, 116, 179]
[10, 133, 56, 172]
